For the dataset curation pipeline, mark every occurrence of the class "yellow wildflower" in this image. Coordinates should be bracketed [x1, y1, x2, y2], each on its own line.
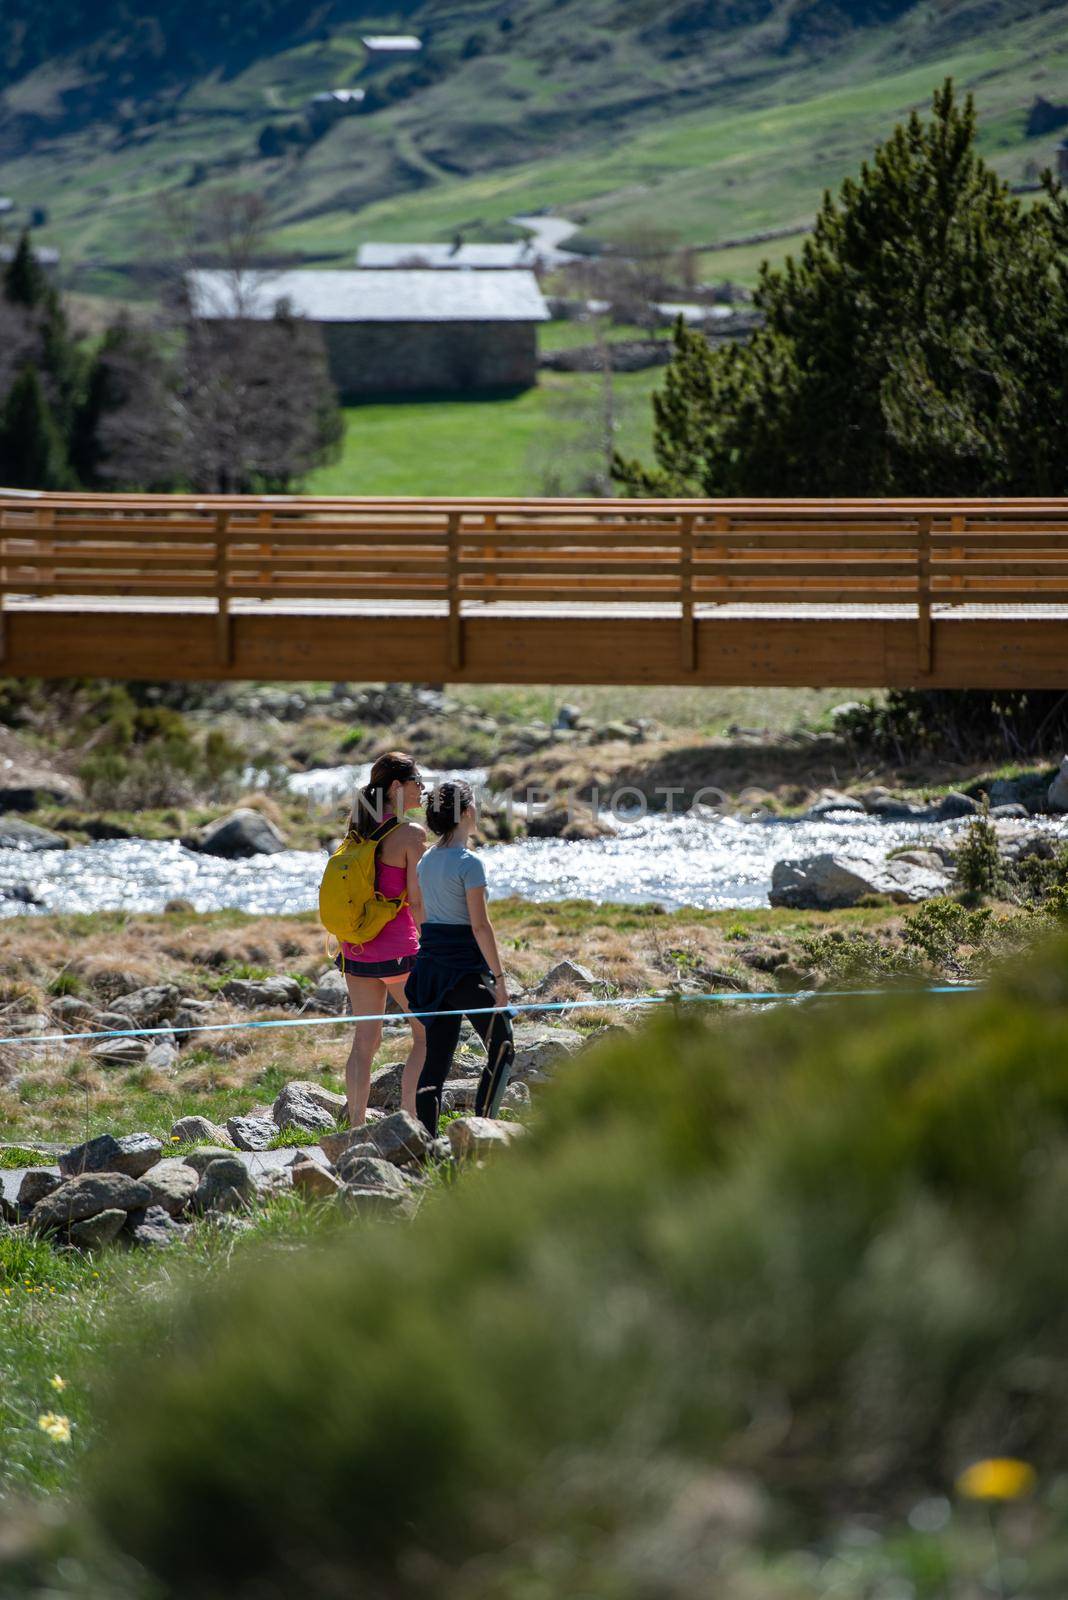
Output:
[37, 1413, 72, 1443]
[49, 1375, 67, 1393]
[956, 1458, 1036, 1502]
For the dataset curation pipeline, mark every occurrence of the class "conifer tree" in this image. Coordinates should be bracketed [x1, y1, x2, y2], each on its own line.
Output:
[3, 231, 49, 308]
[0, 365, 74, 489]
[615, 81, 1068, 497]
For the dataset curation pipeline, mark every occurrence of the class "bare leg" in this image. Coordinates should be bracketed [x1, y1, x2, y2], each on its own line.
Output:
[383, 976, 427, 1120]
[343, 974, 386, 1127]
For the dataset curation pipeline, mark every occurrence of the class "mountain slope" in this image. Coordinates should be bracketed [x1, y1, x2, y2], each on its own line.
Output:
[0, 0, 1065, 291]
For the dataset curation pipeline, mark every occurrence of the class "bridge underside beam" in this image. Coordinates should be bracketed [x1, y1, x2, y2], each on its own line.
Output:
[9, 609, 1067, 688]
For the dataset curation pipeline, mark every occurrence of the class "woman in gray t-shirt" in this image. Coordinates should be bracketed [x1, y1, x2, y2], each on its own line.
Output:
[405, 780, 514, 1134]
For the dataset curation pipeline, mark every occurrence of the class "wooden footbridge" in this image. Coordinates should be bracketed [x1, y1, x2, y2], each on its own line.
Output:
[2, 490, 1067, 687]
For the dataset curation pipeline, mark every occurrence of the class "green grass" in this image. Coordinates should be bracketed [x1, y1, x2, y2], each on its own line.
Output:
[305, 368, 661, 496]
[452, 682, 871, 734]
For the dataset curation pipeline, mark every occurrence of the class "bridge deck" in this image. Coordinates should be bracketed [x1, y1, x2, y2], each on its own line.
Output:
[3, 492, 1067, 686]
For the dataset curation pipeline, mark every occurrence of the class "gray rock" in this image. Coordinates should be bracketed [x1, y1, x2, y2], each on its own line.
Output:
[890, 849, 946, 872]
[68, 1208, 127, 1249]
[335, 1152, 411, 1192]
[511, 1033, 581, 1084]
[59, 1132, 162, 1180]
[197, 808, 287, 858]
[1049, 757, 1068, 813]
[336, 1186, 417, 1220]
[17, 1169, 61, 1211]
[50, 995, 95, 1023]
[90, 1035, 147, 1067]
[769, 852, 949, 910]
[440, 1078, 479, 1114]
[989, 777, 1025, 807]
[30, 1172, 151, 1233]
[448, 1117, 526, 1161]
[129, 1204, 187, 1248]
[318, 1123, 385, 1164]
[170, 1115, 234, 1147]
[304, 969, 349, 1015]
[935, 791, 979, 819]
[143, 1158, 199, 1216]
[0, 764, 82, 811]
[0, 819, 67, 852]
[364, 1110, 434, 1169]
[195, 1156, 253, 1214]
[144, 1034, 180, 1072]
[2, 881, 43, 906]
[296, 1082, 347, 1120]
[182, 1145, 241, 1174]
[222, 976, 303, 1009]
[997, 828, 1057, 863]
[111, 985, 180, 1026]
[990, 803, 1029, 819]
[291, 1161, 343, 1200]
[172, 998, 217, 1034]
[804, 789, 866, 818]
[535, 958, 598, 995]
[226, 1115, 276, 1152]
[864, 797, 929, 819]
[368, 1061, 404, 1110]
[272, 1082, 339, 1134]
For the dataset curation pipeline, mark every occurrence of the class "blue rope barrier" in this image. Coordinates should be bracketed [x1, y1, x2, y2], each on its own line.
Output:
[0, 982, 982, 1050]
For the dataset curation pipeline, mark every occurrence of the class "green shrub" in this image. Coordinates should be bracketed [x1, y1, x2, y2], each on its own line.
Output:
[953, 803, 1004, 898]
[74, 931, 1068, 1597]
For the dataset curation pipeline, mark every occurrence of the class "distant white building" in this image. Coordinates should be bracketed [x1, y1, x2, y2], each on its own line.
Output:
[187, 267, 549, 398]
[308, 89, 365, 129]
[0, 242, 59, 269]
[361, 35, 422, 54]
[357, 240, 540, 271]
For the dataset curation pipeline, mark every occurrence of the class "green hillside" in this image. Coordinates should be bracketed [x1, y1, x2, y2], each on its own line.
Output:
[0, 0, 1066, 291]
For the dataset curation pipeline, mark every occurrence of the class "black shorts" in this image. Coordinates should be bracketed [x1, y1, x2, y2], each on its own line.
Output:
[335, 953, 417, 979]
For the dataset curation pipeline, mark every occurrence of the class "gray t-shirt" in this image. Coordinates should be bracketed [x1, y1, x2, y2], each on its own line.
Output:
[418, 845, 486, 925]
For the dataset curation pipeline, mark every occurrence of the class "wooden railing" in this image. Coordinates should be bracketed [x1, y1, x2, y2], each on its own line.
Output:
[2, 491, 1068, 675]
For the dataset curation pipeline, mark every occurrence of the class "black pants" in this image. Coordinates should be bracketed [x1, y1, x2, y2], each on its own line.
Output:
[415, 970, 515, 1136]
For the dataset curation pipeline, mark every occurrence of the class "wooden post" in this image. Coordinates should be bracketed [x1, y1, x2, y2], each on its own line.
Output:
[447, 510, 463, 673]
[483, 511, 497, 595]
[917, 514, 932, 675]
[679, 512, 695, 672]
[215, 510, 232, 668]
[713, 511, 729, 604]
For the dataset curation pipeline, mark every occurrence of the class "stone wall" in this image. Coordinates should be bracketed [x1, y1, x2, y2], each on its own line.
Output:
[320, 320, 538, 397]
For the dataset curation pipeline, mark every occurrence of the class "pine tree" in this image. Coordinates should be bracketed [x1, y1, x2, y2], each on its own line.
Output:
[615, 80, 1068, 497]
[3, 231, 49, 308]
[0, 365, 74, 489]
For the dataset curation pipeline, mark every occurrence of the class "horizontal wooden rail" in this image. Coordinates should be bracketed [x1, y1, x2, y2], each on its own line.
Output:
[2, 490, 1067, 686]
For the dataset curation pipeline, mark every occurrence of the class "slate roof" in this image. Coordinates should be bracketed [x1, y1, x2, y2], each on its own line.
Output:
[357, 241, 539, 270]
[187, 269, 550, 323]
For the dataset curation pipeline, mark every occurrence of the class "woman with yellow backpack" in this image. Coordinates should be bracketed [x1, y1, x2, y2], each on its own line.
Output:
[319, 751, 428, 1128]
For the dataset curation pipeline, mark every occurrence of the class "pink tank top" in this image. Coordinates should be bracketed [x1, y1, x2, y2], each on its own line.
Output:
[340, 852, 418, 962]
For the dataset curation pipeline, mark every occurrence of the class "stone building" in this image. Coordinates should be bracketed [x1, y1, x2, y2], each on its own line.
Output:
[187, 268, 549, 397]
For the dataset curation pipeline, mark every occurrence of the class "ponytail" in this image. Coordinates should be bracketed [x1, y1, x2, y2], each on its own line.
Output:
[349, 751, 420, 839]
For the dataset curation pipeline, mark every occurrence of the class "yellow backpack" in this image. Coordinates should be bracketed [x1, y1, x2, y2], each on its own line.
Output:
[319, 817, 407, 946]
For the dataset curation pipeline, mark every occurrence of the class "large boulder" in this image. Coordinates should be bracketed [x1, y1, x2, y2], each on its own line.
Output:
[143, 1158, 199, 1217]
[511, 1032, 582, 1085]
[363, 1111, 434, 1169]
[195, 1156, 253, 1214]
[803, 789, 865, 818]
[0, 762, 82, 812]
[447, 1117, 525, 1162]
[934, 791, 979, 820]
[273, 1082, 342, 1133]
[222, 977, 303, 1009]
[91, 1036, 148, 1067]
[0, 818, 67, 851]
[368, 1062, 404, 1111]
[29, 1172, 152, 1233]
[769, 853, 949, 910]
[196, 809, 287, 858]
[1048, 757, 1068, 813]
[59, 1132, 162, 1180]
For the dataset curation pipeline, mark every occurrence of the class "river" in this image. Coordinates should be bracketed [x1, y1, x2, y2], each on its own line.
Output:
[5, 759, 1065, 917]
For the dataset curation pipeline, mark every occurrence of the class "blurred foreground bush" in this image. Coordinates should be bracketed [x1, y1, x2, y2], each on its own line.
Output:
[83, 937, 1068, 1597]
